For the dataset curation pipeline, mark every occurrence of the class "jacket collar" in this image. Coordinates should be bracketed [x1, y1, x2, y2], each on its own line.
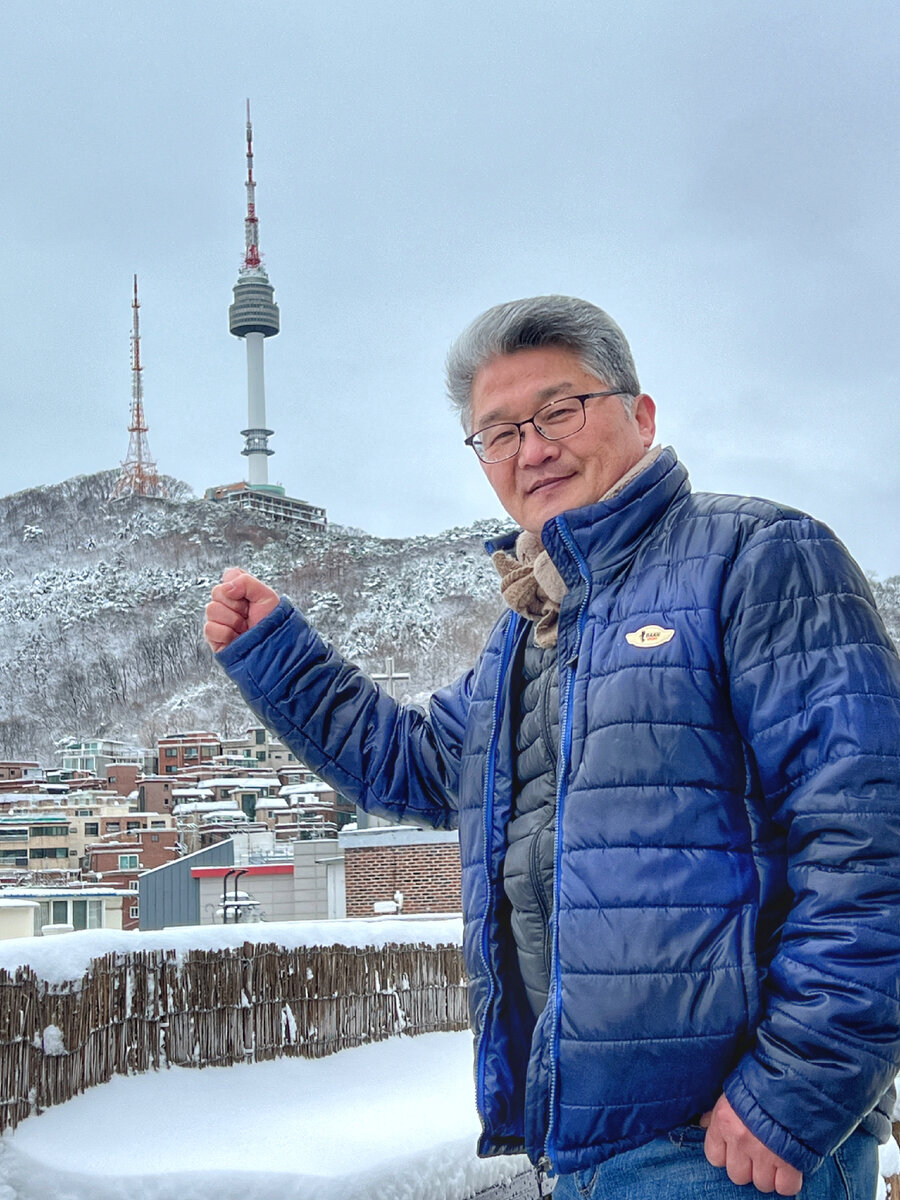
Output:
[538, 446, 690, 588]
[483, 447, 690, 585]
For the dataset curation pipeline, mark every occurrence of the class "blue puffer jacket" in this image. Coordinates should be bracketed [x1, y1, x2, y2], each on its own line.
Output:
[217, 448, 900, 1177]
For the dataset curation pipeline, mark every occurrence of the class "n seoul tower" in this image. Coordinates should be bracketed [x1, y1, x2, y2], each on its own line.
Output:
[229, 100, 280, 485]
[206, 105, 325, 529]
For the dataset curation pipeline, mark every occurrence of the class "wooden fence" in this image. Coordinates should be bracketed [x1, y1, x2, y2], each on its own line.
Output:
[0, 940, 468, 1134]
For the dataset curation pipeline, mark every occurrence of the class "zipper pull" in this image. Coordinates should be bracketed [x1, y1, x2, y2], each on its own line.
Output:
[535, 1155, 552, 1195]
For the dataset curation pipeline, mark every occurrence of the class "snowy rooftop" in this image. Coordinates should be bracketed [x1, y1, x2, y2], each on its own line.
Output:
[196, 778, 278, 790]
[172, 799, 240, 814]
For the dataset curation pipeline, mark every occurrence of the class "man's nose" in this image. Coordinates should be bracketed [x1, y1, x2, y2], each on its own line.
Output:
[516, 422, 556, 466]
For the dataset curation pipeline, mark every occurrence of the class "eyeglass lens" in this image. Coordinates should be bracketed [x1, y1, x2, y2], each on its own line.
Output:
[476, 395, 586, 462]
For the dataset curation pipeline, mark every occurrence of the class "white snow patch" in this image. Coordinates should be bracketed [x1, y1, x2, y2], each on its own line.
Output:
[40, 1025, 66, 1056]
[0, 1032, 528, 1200]
[0, 916, 463, 985]
[880, 1136, 900, 1179]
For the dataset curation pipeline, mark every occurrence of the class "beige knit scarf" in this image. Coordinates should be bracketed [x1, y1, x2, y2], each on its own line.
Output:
[492, 446, 662, 648]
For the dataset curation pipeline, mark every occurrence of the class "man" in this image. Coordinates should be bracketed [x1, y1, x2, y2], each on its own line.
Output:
[205, 296, 900, 1198]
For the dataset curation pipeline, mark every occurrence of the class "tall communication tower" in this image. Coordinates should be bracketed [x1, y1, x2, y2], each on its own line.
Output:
[205, 103, 325, 530]
[228, 99, 280, 486]
[110, 276, 166, 500]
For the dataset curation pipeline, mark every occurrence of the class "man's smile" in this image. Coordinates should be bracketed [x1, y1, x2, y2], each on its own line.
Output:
[526, 474, 575, 495]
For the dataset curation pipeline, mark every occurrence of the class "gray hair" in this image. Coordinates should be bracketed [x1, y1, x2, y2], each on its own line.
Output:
[445, 295, 641, 432]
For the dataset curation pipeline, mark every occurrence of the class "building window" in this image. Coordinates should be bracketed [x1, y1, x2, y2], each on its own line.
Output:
[255, 729, 265, 745]
[151, 833, 159, 842]
[76, 809, 92, 817]
[40, 898, 100, 931]
[200, 746, 214, 758]
[256, 751, 266, 762]
[0, 850, 27, 866]
[126, 821, 140, 831]
[118, 854, 139, 870]
[150, 821, 166, 828]
[106, 822, 120, 832]
[164, 748, 178, 758]
[29, 825, 68, 838]
[72, 899, 102, 931]
[130, 905, 139, 920]
[165, 766, 177, 774]
[30, 847, 68, 860]
[0, 828, 29, 842]
[84, 822, 99, 836]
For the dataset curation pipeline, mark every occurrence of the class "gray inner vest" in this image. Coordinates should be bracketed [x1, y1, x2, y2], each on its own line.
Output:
[502, 628, 560, 1017]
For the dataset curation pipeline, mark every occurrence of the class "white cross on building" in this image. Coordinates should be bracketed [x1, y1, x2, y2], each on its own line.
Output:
[371, 656, 410, 700]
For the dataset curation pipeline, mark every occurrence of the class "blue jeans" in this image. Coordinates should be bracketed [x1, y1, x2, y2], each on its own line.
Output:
[553, 1125, 880, 1199]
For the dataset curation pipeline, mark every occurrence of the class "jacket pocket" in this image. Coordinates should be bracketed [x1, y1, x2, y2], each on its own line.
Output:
[738, 901, 761, 1029]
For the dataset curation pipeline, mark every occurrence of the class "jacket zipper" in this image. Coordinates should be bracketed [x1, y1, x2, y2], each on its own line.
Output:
[475, 611, 522, 1130]
[543, 517, 592, 1169]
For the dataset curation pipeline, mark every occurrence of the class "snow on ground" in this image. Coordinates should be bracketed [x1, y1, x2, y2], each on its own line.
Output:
[0, 915, 464, 985]
[0, 1031, 527, 1200]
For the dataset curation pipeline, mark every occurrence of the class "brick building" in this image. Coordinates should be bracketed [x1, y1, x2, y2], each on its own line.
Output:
[157, 732, 222, 775]
[340, 826, 462, 917]
[84, 828, 180, 929]
[0, 762, 43, 784]
[136, 775, 177, 813]
[104, 762, 141, 798]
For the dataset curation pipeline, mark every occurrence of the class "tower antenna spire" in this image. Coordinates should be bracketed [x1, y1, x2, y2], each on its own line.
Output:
[110, 276, 166, 499]
[228, 99, 280, 486]
[243, 99, 261, 270]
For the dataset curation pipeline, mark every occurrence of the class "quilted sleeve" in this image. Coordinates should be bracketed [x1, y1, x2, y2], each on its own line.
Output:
[719, 514, 900, 1174]
[216, 597, 474, 830]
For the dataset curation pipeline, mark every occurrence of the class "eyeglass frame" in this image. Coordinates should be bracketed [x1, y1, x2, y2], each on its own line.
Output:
[464, 390, 631, 464]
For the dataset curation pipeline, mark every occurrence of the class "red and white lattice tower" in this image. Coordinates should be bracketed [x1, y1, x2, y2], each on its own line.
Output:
[110, 276, 167, 499]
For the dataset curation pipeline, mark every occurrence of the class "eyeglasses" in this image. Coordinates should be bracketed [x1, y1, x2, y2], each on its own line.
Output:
[465, 391, 629, 463]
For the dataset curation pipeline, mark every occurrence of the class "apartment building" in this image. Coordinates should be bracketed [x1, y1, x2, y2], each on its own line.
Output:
[157, 732, 222, 775]
[0, 804, 176, 874]
[220, 726, 300, 770]
[58, 738, 149, 776]
[84, 828, 180, 929]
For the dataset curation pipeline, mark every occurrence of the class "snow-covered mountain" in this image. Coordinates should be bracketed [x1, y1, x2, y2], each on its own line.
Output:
[2, 471, 897, 768]
[0, 473, 512, 764]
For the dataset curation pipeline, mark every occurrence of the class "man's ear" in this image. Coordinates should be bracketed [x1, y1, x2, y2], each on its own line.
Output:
[633, 394, 656, 448]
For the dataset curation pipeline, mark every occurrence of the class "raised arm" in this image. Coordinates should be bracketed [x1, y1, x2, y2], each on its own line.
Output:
[209, 573, 475, 830]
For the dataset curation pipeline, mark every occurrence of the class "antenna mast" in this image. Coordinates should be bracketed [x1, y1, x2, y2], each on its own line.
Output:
[110, 276, 166, 499]
[243, 99, 261, 270]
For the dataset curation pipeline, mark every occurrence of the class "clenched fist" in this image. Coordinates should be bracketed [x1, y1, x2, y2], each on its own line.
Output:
[204, 568, 280, 653]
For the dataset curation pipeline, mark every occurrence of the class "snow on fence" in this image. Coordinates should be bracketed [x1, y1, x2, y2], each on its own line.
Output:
[0, 939, 468, 1134]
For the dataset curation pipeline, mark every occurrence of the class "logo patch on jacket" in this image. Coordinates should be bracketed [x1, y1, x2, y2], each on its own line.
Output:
[625, 624, 676, 648]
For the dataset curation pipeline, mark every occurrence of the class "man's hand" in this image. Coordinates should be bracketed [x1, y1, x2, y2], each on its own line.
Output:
[700, 1095, 802, 1196]
[204, 568, 280, 653]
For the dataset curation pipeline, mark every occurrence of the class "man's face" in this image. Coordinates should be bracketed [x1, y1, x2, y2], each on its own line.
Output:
[469, 346, 656, 535]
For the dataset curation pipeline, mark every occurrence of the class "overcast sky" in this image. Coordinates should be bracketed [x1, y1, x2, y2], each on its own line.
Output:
[1, 1, 897, 574]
